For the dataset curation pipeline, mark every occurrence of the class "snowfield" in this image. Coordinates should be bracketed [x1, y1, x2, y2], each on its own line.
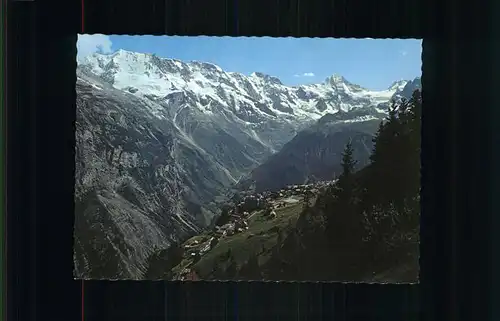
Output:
[79, 49, 409, 124]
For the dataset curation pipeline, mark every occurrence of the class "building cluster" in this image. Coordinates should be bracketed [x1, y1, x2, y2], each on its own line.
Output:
[177, 180, 336, 279]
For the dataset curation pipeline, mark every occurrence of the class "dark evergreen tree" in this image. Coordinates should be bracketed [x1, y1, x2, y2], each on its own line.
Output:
[215, 206, 231, 226]
[361, 90, 422, 272]
[370, 121, 385, 162]
[404, 90, 422, 197]
[323, 141, 366, 279]
[367, 98, 409, 208]
[341, 141, 357, 177]
[250, 90, 422, 282]
[337, 140, 358, 203]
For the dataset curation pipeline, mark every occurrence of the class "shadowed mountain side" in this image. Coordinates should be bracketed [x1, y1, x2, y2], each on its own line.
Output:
[239, 119, 380, 193]
[74, 50, 421, 279]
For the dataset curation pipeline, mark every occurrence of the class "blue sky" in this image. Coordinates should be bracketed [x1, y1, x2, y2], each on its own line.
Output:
[77, 35, 421, 90]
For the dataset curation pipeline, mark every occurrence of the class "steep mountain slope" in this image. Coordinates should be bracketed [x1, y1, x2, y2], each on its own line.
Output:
[74, 49, 419, 279]
[392, 77, 421, 101]
[74, 71, 221, 279]
[240, 79, 421, 193]
[159, 90, 422, 283]
[240, 119, 378, 193]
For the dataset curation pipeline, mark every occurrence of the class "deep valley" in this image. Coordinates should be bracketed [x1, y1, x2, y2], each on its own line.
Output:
[73, 49, 421, 280]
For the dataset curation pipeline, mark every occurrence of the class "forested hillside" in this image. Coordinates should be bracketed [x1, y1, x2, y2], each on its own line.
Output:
[146, 90, 421, 282]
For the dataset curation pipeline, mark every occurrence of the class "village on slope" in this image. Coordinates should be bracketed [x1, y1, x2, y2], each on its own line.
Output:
[144, 89, 422, 283]
[146, 180, 334, 281]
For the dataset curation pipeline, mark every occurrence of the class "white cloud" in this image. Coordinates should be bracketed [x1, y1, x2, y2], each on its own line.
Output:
[77, 34, 113, 60]
[294, 72, 315, 77]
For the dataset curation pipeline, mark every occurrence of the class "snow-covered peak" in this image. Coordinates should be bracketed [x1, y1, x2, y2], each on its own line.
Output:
[112, 48, 142, 57]
[77, 50, 418, 124]
[250, 72, 283, 85]
[325, 74, 347, 85]
[189, 60, 223, 73]
[323, 74, 368, 93]
[388, 79, 408, 91]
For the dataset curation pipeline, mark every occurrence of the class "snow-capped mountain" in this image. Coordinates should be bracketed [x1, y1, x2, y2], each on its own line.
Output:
[388, 79, 409, 91]
[74, 49, 420, 279]
[79, 49, 404, 125]
[239, 80, 422, 194]
[392, 77, 421, 101]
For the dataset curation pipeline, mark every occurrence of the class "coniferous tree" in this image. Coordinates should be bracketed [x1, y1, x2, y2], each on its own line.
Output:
[323, 140, 366, 279]
[367, 98, 408, 208]
[250, 90, 422, 282]
[376, 93, 420, 209]
[361, 90, 422, 271]
[327, 141, 358, 217]
[338, 140, 357, 200]
[370, 121, 385, 163]
[393, 90, 421, 234]
[215, 206, 231, 226]
[405, 90, 422, 197]
[341, 141, 357, 176]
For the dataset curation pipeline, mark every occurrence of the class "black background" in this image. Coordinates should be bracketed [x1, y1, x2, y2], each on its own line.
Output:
[5, 0, 496, 320]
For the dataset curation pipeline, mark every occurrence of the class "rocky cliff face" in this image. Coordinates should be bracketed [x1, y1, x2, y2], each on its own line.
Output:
[74, 49, 420, 279]
[74, 72, 204, 279]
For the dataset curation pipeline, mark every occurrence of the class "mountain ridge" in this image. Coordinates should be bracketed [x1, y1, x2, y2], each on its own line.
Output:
[74, 49, 421, 279]
[79, 50, 409, 121]
[237, 79, 421, 194]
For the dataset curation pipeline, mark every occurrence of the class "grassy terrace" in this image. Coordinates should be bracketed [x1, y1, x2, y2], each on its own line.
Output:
[173, 200, 305, 278]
